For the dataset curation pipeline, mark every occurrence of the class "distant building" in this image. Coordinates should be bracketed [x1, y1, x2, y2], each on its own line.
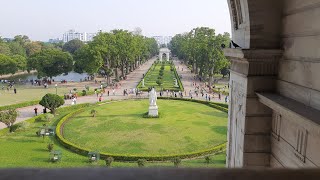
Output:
[62, 30, 96, 43]
[48, 38, 62, 43]
[152, 36, 172, 46]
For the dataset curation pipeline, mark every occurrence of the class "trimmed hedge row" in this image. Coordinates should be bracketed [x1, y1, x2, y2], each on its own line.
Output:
[136, 62, 156, 89]
[56, 102, 227, 162]
[172, 64, 184, 91]
[158, 97, 228, 113]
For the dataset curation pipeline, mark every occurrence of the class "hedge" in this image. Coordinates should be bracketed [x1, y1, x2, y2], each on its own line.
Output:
[172, 64, 184, 91]
[56, 104, 227, 162]
[158, 97, 228, 113]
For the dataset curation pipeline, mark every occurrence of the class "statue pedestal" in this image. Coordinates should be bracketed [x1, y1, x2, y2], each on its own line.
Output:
[148, 105, 159, 117]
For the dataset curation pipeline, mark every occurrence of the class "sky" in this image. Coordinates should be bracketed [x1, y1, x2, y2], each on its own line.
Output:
[0, 0, 231, 41]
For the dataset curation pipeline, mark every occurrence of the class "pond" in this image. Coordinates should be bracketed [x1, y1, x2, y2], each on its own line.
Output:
[0, 71, 89, 82]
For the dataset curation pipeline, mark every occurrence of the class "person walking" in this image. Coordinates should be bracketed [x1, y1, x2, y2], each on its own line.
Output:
[34, 107, 38, 116]
[107, 90, 110, 96]
[14, 87, 17, 94]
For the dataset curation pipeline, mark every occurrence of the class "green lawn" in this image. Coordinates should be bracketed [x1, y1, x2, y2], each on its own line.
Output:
[63, 100, 228, 156]
[0, 85, 70, 106]
[0, 102, 227, 168]
[137, 62, 182, 91]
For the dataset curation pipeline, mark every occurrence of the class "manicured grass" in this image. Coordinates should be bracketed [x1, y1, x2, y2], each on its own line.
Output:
[63, 99, 228, 156]
[137, 62, 182, 91]
[0, 85, 70, 106]
[0, 102, 226, 168]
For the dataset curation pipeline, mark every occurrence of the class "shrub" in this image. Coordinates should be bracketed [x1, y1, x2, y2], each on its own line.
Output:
[18, 121, 30, 130]
[82, 90, 87, 96]
[137, 159, 146, 167]
[39, 94, 65, 114]
[47, 143, 54, 151]
[0, 109, 18, 132]
[90, 109, 97, 117]
[205, 156, 211, 164]
[105, 157, 114, 167]
[172, 157, 181, 167]
[156, 80, 163, 86]
[73, 88, 77, 92]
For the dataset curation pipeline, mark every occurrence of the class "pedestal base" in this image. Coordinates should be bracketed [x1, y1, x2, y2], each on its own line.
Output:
[148, 105, 159, 117]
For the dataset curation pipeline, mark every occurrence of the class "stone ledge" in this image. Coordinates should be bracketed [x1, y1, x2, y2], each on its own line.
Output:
[257, 93, 320, 126]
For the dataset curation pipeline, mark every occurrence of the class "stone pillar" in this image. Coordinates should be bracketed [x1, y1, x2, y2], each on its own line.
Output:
[167, 53, 170, 61]
[224, 48, 282, 167]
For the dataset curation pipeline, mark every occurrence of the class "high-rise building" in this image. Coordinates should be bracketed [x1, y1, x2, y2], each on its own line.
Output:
[62, 30, 96, 43]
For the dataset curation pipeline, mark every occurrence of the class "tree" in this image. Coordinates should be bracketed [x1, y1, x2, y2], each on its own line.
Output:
[62, 39, 84, 55]
[25, 41, 42, 56]
[9, 41, 27, 57]
[39, 94, 65, 114]
[0, 43, 11, 55]
[11, 55, 27, 71]
[74, 44, 103, 75]
[28, 49, 73, 79]
[0, 54, 18, 75]
[0, 109, 18, 132]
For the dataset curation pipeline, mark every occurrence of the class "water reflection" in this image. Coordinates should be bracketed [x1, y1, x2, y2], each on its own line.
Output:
[1, 71, 89, 82]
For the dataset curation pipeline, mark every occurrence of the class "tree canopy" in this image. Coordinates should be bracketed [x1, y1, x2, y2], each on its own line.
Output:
[28, 49, 73, 78]
[169, 28, 230, 85]
[62, 39, 84, 55]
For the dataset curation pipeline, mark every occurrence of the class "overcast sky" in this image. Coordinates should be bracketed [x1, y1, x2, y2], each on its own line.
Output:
[0, 0, 231, 41]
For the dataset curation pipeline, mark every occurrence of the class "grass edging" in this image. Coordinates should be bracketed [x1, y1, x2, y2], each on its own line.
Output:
[56, 100, 227, 162]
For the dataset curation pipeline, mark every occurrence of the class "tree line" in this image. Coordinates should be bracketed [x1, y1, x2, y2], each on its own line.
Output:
[0, 30, 158, 84]
[169, 27, 230, 86]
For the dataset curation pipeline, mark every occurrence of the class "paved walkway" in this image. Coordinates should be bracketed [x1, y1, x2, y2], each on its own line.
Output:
[173, 60, 227, 103]
[0, 58, 227, 130]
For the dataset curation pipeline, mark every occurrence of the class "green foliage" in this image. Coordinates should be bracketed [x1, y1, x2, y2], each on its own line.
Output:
[0, 109, 18, 132]
[82, 90, 87, 96]
[172, 157, 181, 167]
[27, 48, 73, 78]
[105, 157, 114, 167]
[0, 54, 18, 75]
[90, 109, 97, 117]
[39, 94, 65, 114]
[137, 159, 146, 167]
[62, 39, 84, 54]
[205, 155, 211, 164]
[156, 79, 163, 86]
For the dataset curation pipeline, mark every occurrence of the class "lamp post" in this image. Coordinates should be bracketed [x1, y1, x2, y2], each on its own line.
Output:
[55, 84, 58, 95]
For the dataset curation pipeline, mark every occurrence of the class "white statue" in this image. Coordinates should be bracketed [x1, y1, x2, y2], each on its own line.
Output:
[148, 88, 158, 116]
[149, 88, 157, 106]
[174, 79, 178, 87]
[142, 79, 145, 87]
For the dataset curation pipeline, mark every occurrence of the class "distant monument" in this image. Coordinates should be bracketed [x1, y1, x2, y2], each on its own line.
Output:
[148, 88, 158, 116]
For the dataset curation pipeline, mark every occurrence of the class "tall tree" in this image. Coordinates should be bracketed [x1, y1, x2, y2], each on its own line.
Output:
[62, 39, 84, 55]
[0, 54, 18, 75]
[28, 49, 73, 79]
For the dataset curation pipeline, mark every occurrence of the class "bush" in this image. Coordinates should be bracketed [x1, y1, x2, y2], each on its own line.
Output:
[137, 159, 146, 167]
[85, 85, 90, 91]
[39, 94, 65, 114]
[205, 156, 211, 164]
[73, 88, 77, 92]
[47, 143, 54, 151]
[105, 157, 114, 167]
[90, 109, 97, 117]
[82, 90, 87, 96]
[18, 121, 30, 130]
[172, 157, 181, 167]
[156, 80, 163, 86]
